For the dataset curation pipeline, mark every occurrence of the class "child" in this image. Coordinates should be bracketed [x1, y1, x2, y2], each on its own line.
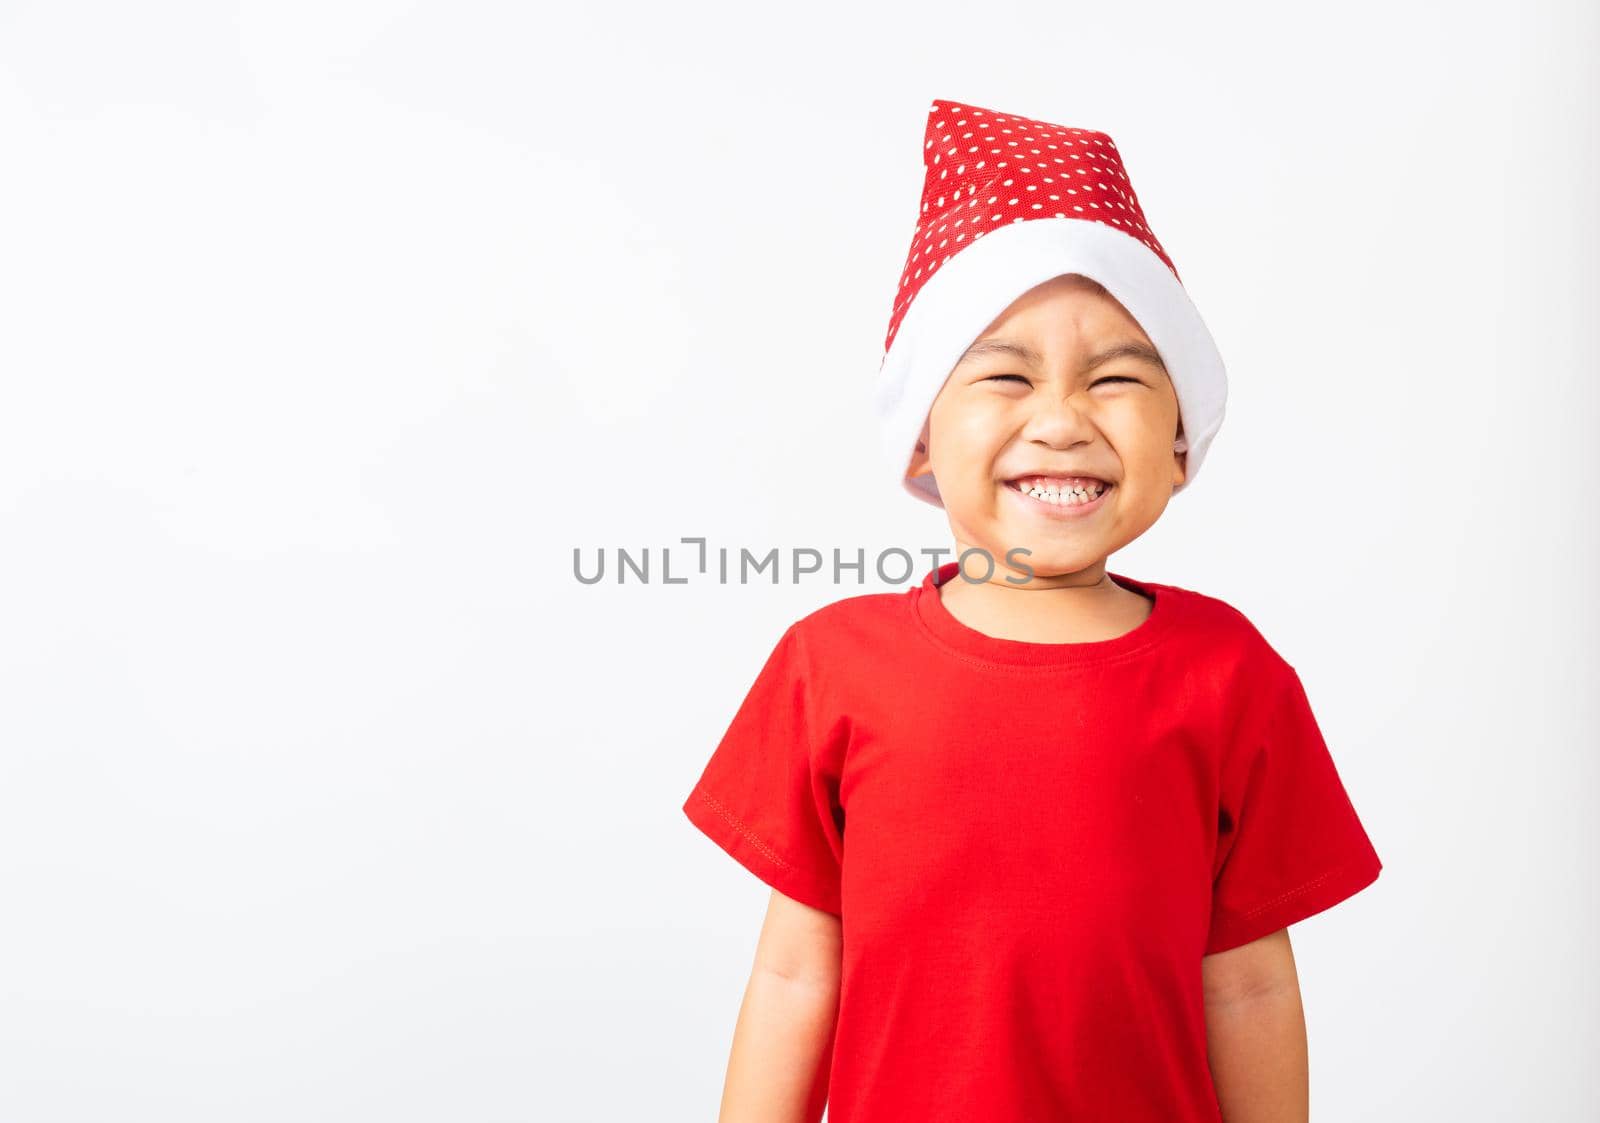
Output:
[681, 97, 1382, 1123]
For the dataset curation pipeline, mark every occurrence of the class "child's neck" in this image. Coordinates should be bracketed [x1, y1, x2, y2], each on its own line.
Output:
[935, 557, 1154, 645]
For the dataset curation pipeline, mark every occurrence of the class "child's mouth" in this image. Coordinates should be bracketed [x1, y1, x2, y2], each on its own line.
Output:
[1004, 475, 1113, 516]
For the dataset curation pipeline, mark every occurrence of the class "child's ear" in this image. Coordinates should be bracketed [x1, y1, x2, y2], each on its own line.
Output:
[1172, 432, 1189, 487]
[905, 420, 934, 480]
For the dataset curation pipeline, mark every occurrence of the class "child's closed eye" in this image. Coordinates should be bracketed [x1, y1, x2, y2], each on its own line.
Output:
[982, 374, 1144, 387]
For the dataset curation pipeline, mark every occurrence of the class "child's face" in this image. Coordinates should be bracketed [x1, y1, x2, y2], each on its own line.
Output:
[905, 273, 1187, 577]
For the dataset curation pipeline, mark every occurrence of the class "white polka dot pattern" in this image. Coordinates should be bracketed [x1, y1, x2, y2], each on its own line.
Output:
[884, 98, 1181, 355]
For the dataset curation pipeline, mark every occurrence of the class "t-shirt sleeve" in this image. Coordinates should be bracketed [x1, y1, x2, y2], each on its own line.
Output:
[681, 622, 845, 916]
[1205, 660, 1383, 955]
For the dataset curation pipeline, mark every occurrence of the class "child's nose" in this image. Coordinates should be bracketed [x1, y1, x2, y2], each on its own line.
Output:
[1021, 392, 1099, 445]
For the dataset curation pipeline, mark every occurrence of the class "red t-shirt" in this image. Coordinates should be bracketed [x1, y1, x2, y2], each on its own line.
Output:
[682, 561, 1382, 1121]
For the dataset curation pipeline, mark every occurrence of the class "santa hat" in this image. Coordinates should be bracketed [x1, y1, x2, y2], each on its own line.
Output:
[871, 98, 1227, 508]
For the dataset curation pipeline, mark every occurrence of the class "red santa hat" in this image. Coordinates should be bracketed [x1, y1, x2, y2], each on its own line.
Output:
[872, 98, 1228, 507]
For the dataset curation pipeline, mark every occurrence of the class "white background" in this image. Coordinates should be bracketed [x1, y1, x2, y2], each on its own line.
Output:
[2, 1, 1595, 1119]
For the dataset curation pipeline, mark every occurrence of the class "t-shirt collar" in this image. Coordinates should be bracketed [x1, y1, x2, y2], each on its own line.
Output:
[912, 561, 1177, 667]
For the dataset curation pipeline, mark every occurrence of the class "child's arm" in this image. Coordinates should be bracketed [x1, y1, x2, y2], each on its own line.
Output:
[715, 888, 842, 1123]
[1201, 927, 1309, 1123]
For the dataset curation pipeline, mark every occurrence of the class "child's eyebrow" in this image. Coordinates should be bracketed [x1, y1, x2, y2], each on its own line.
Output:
[1085, 342, 1167, 373]
[957, 339, 1047, 368]
[956, 338, 1168, 374]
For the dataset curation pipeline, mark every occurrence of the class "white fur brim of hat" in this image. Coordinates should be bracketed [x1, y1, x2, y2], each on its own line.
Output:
[872, 216, 1227, 508]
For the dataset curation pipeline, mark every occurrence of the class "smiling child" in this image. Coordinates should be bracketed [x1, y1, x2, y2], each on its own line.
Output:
[682, 97, 1382, 1123]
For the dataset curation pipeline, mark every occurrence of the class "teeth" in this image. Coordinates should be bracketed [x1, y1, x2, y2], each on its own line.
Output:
[1013, 477, 1107, 505]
